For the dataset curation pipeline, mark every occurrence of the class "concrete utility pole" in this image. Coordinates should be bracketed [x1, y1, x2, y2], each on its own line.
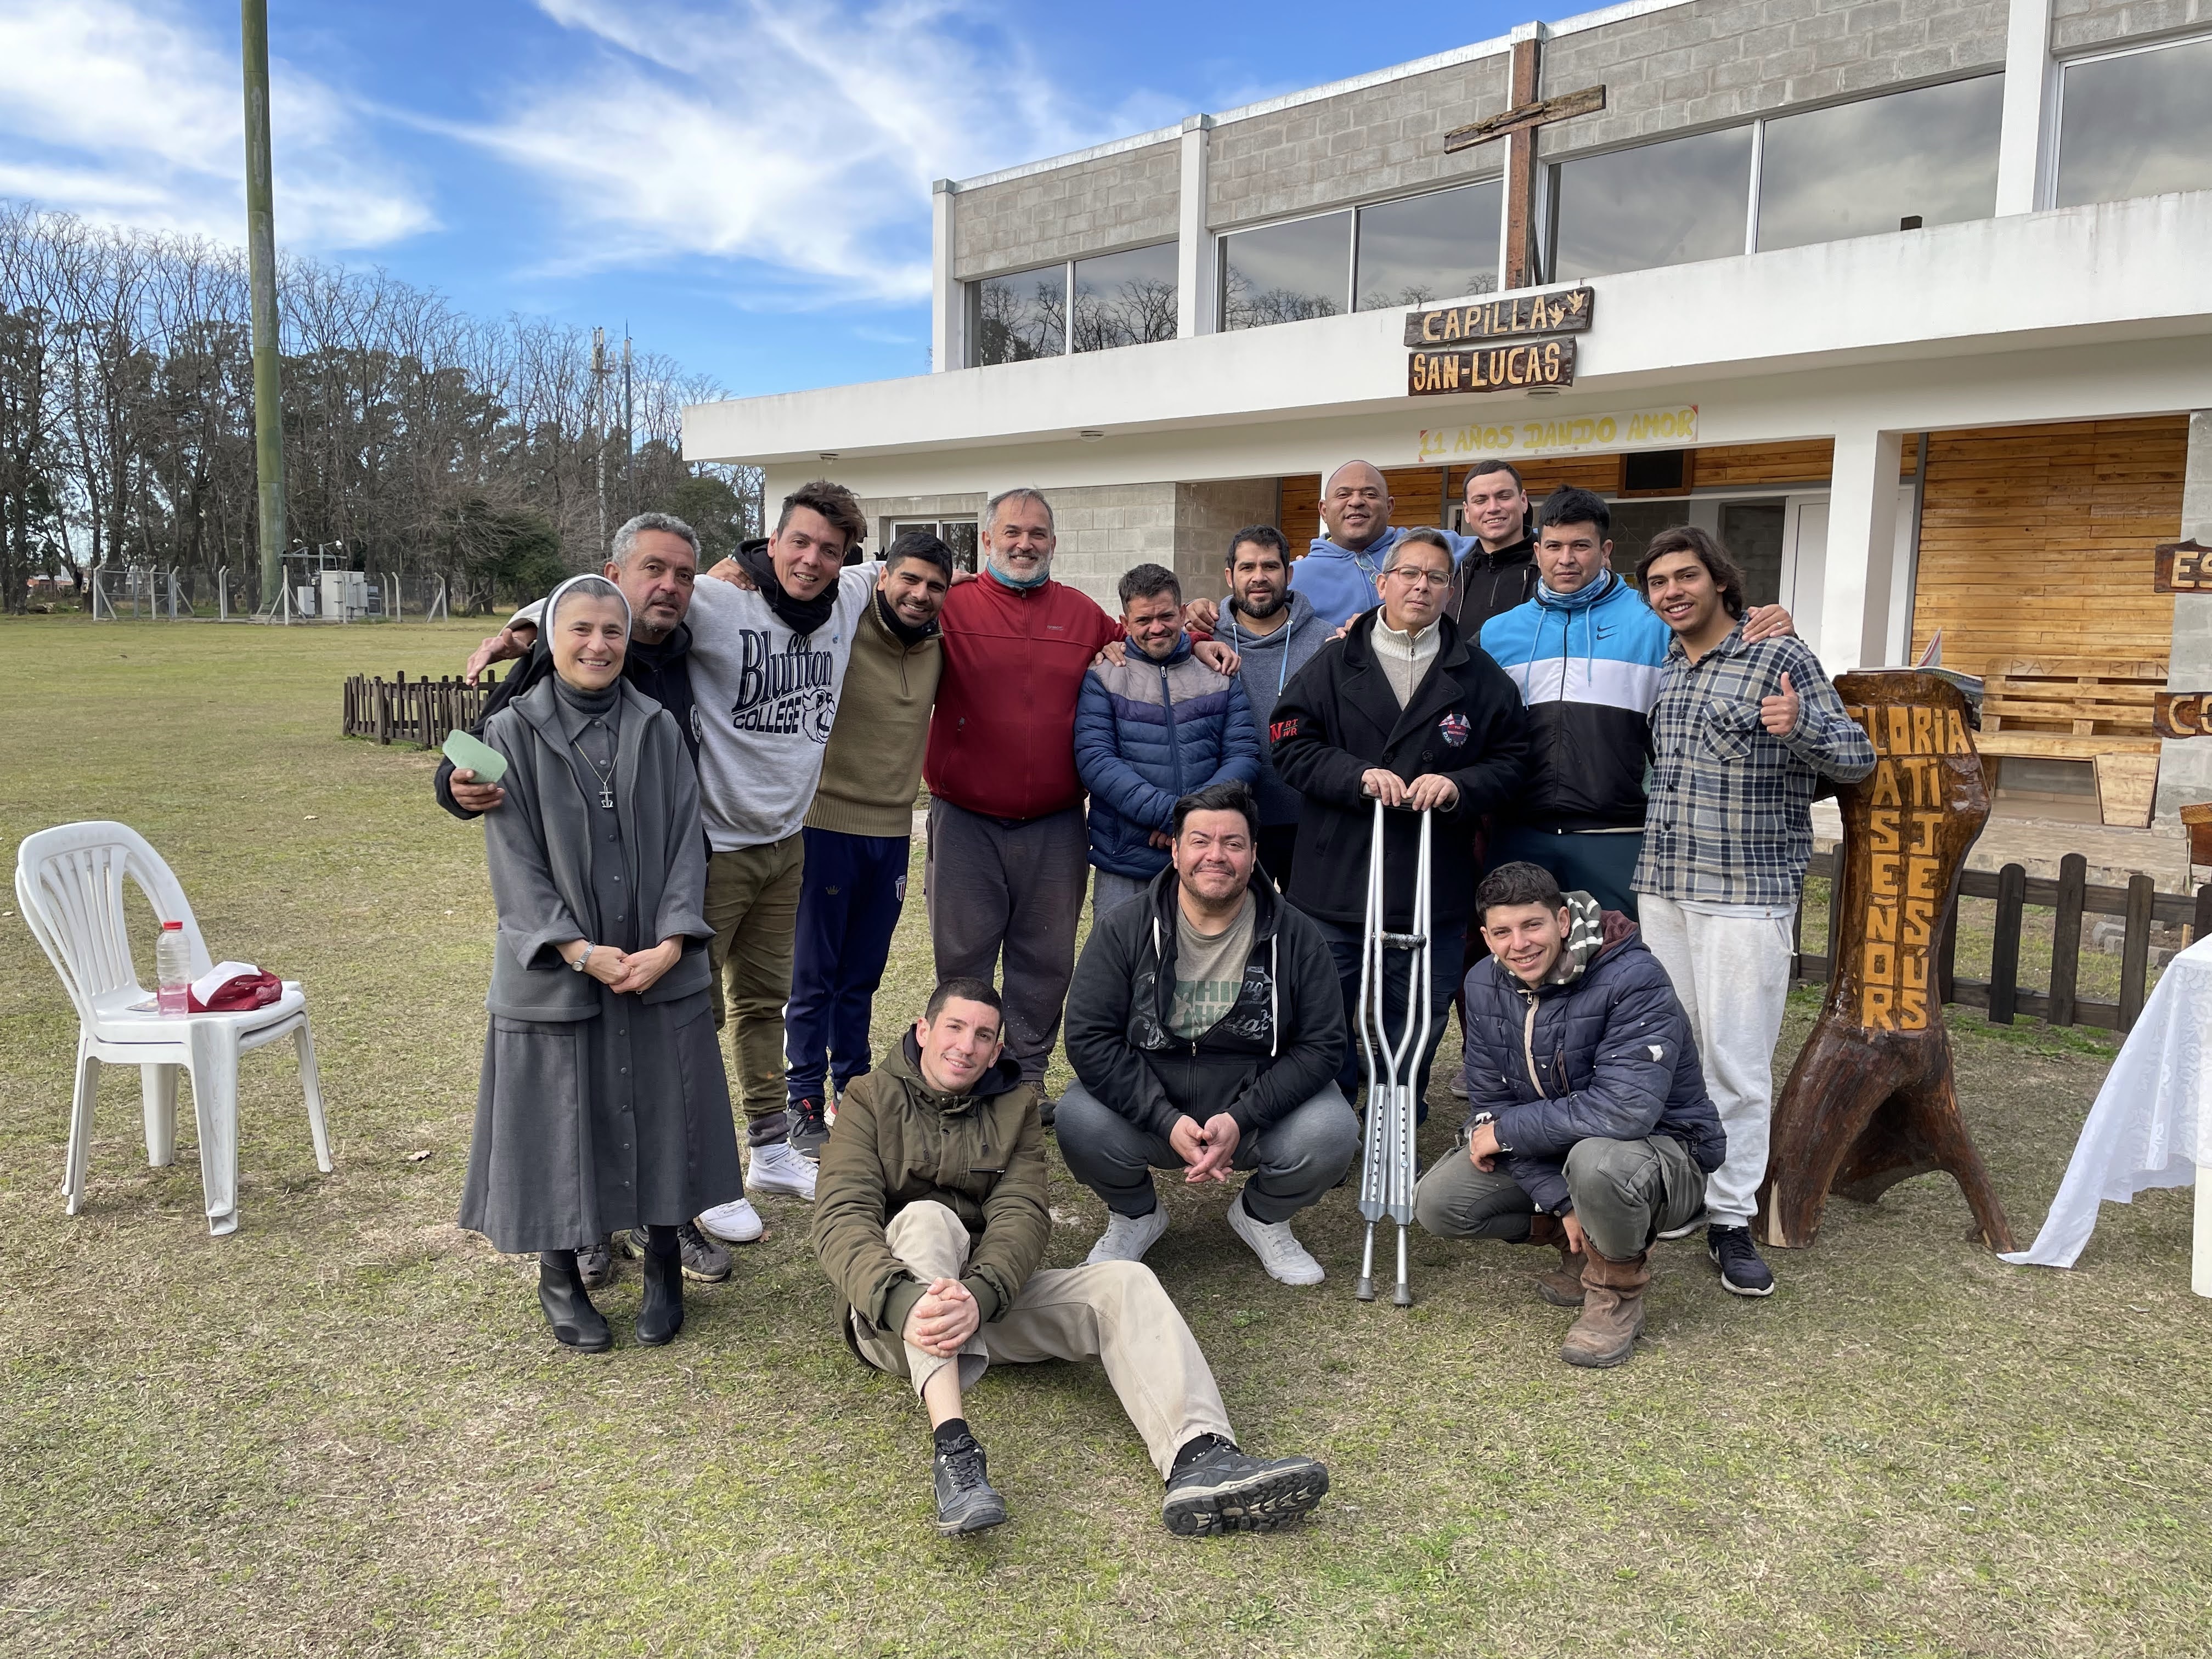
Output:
[592, 326, 608, 555]
[241, 0, 286, 606]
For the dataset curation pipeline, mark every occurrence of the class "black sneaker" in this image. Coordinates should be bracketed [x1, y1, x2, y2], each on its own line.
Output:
[788, 1097, 830, 1161]
[1707, 1224, 1776, 1297]
[1161, 1440, 1329, 1536]
[622, 1222, 731, 1284]
[1035, 1094, 1057, 1130]
[933, 1435, 1009, 1536]
[577, 1237, 615, 1291]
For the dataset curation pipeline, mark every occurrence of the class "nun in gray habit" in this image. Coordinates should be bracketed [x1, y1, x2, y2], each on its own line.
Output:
[460, 573, 744, 1352]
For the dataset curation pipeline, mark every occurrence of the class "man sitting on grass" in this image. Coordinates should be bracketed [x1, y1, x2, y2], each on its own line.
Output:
[812, 976, 1331, 1537]
[1414, 862, 1726, 1369]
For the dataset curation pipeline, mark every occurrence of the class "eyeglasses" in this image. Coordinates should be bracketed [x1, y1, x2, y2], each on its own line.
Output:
[1383, 567, 1451, 589]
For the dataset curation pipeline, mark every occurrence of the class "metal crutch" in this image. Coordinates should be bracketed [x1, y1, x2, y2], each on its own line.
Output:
[1354, 798, 1434, 1307]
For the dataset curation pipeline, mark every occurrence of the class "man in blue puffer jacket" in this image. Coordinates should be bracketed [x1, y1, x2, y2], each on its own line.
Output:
[1076, 564, 1260, 921]
[1414, 860, 1725, 1369]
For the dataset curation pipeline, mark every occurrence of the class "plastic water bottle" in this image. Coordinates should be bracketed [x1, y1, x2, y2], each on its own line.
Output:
[156, 920, 192, 1016]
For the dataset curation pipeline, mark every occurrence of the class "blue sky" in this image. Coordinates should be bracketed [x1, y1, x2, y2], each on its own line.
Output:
[0, 0, 1532, 397]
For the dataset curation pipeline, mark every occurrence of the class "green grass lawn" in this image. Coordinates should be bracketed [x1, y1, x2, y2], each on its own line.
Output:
[2, 616, 2207, 1659]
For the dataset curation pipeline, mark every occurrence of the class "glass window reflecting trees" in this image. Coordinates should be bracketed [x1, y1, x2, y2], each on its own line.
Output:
[1221, 211, 1353, 331]
[1757, 75, 2002, 250]
[2056, 35, 2212, 207]
[1071, 243, 1180, 352]
[1355, 179, 1503, 309]
[972, 265, 1066, 364]
[1550, 127, 1754, 279]
[1220, 182, 1504, 331]
[970, 244, 1178, 365]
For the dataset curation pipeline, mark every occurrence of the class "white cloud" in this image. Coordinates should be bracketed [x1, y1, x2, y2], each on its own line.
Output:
[0, 0, 431, 248]
[441, 0, 1179, 305]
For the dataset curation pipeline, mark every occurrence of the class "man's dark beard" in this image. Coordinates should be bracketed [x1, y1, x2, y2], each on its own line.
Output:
[1232, 588, 1286, 621]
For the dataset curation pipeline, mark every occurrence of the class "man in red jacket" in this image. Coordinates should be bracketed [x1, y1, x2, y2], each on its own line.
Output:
[927, 487, 1237, 1116]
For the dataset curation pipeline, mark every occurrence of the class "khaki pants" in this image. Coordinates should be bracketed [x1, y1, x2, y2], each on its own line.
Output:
[703, 834, 805, 1145]
[850, 1201, 1235, 1479]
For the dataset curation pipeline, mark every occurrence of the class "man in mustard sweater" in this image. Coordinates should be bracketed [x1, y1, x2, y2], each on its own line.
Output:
[783, 530, 952, 1159]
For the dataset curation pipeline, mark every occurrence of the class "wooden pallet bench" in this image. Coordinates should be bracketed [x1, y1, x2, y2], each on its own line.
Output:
[1976, 656, 2165, 827]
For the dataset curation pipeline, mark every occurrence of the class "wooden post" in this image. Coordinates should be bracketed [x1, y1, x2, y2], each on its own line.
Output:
[2194, 882, 2212, 949]
[1759, 671, 2015, 1252]
[2119, 872, 2155, 1029]
[1988, 862, 2026, 1024]
[1936, 887, 1960, 1007]
[2047, 851, 2086, 1028]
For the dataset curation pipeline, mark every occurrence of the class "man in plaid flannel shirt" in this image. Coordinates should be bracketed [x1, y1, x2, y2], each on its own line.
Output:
[1631, 528, 1875, 1299]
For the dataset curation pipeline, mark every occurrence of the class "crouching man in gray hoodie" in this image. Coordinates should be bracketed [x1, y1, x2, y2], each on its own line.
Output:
[1416, 861, 1726, 1369]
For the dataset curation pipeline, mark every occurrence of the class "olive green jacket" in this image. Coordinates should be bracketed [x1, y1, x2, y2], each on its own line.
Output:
[811, 1031, 1047, 1342]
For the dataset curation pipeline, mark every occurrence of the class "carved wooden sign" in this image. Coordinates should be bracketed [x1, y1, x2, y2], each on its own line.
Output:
[2154, 691, 2212, 737]
[1410, 338, 1576, 397]
[1403, 287, 1593, 347]
[1757, 671, 2015, 1254]
[2153, 539, 2211, 592]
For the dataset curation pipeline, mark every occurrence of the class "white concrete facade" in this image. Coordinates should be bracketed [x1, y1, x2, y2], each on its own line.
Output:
[687, 0, 2212, 747]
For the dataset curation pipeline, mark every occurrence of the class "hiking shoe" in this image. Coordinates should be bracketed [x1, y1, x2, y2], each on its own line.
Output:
[1534, 1246, 1588, 1308]
[577, 1237, 616, 1290]
[696, 1197, 765, 1245]
[747, 1140, 818, 1201]
[1707, 1225, 1776, 1297]
[1086, 1205, 1169, 1266]
[788, 1097, 830, 1161]
[1035, 1093, 1057, 1130]
[623, 1222, 731, 1283]
[1227, 1193, 1325, 1286]
[1162, 1440, 1329, 1536]
[933, 1435, 1009, 1536]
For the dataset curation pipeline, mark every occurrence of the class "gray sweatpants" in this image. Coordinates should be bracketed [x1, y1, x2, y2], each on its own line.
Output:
[1412, 1133, 1706, 1261]
[926, 798, 1088, 1087]
[849, 1200, 1235, 1479]
[1054, 1079, 1361, 1225]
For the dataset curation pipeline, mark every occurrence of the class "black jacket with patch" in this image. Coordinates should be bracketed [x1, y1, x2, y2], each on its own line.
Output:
[1448, 533, 1538, 633]
[1266, 610, 1531, 932]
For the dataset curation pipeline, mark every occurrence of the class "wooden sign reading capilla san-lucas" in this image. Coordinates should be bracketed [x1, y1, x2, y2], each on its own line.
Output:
[1402, 287, 1593, 347]
[1409, 337, 1576, 396]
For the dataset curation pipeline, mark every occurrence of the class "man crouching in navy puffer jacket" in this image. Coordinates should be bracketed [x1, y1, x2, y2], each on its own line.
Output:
[1414, 860, 1726, 1368]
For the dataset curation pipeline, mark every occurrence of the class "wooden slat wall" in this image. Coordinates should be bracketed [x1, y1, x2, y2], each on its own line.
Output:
[1909, 417, 2187, 677]
[1694, 439, 1836, 486]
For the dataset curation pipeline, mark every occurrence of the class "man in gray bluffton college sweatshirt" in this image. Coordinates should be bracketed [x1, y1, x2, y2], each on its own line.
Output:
[681, 481, 882, 1246]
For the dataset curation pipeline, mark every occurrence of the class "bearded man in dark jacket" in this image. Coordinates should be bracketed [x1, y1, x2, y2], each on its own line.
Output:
[1415, 861, 1725, 1370]
[1057, 782, 1356, 1289]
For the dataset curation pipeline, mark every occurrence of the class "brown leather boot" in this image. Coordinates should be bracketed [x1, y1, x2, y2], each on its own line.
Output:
[1559, 1248, 1650, 1369]
[1524, 1214, 1587, 1307]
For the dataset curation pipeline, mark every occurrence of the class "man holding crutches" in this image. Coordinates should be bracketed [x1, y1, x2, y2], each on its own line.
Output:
[1267, 528, 1531, 1112]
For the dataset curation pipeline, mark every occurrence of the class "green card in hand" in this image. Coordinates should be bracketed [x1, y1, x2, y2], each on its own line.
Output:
[443, 729, 509, 786]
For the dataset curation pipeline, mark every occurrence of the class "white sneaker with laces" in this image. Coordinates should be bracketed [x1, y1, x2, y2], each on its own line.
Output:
[747, 1140, 818, 1200]
[1228, 1195, 1325, 1286]
[1086, 1205, 1169, 1266]
[697, 1197, 765, 1244]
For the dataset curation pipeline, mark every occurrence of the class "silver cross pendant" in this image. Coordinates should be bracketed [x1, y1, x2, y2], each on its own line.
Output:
[599, 787, 614, 809]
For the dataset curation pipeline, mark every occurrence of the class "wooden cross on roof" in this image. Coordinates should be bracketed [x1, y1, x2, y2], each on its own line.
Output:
[1443, 33, 1604, 293]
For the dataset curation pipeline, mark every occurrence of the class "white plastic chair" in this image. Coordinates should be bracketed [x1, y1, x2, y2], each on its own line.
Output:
[13, 821, 331, 1236]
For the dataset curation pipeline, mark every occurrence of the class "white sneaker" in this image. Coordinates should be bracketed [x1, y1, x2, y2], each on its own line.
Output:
[697, 1197, 764, 1244]
[1086, 1206, 1169, 1266]
[746, 1140, 818, 1200]
[1228, 1195, 1325, 1286]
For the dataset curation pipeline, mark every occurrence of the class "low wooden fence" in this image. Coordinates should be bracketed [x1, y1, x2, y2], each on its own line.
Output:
[1792, 848, 2212, 1034]
[341, 671, 500, 749]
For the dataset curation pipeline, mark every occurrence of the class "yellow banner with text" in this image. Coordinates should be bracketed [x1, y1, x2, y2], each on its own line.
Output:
[1415, 404, 1699, 462]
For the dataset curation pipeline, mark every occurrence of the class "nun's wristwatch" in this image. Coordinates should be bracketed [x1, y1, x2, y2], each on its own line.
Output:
[572, 944, 595, 973]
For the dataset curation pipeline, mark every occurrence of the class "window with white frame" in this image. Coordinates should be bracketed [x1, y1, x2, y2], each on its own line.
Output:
[969, 242, 1177, 366]
[2054, 33, 2212, 208]
[1219, 177, 1504, 332]
[1547, 72, 2005, 280]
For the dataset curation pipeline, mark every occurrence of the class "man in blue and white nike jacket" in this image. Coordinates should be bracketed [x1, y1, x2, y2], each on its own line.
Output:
[1478, 488, 1793, 916]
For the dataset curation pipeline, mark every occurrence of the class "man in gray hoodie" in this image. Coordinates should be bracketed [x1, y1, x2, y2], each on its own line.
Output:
[1189, 526, 1330, 889]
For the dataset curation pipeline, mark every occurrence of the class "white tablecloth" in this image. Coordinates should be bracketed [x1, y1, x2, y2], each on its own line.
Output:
[2000, 934, 2212, 1269]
